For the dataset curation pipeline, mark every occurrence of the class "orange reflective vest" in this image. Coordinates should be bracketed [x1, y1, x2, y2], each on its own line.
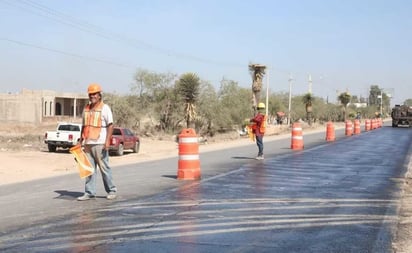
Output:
[260, 115, 267, 134]
[82, 102, 104, 140]
[251, 113, 266, 136]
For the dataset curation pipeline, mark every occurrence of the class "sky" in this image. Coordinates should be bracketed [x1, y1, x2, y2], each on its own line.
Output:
[0, 0, 411, 105]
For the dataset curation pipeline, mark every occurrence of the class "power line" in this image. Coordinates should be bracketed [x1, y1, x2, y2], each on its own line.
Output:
[0, 38, 134, 68]
[1, 0, 312, 80]
[5, 0, 246, 68]
[3, 0, 95, 33]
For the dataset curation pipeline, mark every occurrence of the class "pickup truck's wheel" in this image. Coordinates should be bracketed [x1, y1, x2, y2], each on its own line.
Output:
[116, 144, 124, 156]
[48, 144, 57, 152]
[133, 141, 140, 153]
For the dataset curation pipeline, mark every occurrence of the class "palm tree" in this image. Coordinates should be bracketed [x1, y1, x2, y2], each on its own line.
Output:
[248, 63, 266, 113]
[302, 92, 315, 125]
[338, 92, 351, 121]
[176, 73, 200, 128]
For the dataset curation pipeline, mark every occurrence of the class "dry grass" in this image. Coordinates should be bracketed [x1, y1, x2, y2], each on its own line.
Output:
[0, 123, 55, 151]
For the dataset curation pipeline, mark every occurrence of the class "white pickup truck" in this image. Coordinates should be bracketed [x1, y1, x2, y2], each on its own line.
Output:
[44, 122, 82, 152]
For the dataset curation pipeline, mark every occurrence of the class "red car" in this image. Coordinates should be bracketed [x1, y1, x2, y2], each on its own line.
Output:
[109, 127, 140, 156]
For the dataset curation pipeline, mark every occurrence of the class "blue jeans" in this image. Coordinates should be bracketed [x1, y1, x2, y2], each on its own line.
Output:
[83, 144, 117, 196]
[256, 135, 263, 156]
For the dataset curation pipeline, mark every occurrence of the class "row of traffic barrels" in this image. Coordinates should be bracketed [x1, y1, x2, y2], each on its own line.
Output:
[179, 119, 385, 180]
[291, 118, 384, 150]
[344, 118, 383, 136]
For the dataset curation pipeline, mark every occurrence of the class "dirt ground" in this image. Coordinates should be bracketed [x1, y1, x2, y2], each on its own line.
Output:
[0, 122, 411, 252]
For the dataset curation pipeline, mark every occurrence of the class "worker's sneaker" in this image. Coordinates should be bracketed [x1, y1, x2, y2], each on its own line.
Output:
[106, 192, 117, 200]
[255, 155, 264, 160]
[77, 194, 95, 201]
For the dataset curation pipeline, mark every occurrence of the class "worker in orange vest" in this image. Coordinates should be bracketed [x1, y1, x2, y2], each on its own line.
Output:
[77, 83, 117, 201]
[250, 102, 267, 160]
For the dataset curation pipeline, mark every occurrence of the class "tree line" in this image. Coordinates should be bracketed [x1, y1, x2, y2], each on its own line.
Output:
[104, 69, 404, 137]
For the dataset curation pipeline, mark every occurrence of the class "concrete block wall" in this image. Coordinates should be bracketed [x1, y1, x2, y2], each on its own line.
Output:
[0, 92, 42, 124]
[0, 89, 87, 125]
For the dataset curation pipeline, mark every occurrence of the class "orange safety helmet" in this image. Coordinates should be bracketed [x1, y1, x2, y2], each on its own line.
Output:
[87, 83, 102, 94]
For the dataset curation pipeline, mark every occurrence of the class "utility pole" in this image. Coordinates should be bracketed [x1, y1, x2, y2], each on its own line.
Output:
[265, 68, 269, 118]
[308, 74, 312, 94]
[288, 73, 293, 125]
[380, 89, 383, 117]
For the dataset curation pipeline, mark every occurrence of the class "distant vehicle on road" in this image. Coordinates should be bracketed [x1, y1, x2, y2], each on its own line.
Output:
[44, 123, 82, 152]
[391, 105, 412, 127]
[109, 127, 140, 156]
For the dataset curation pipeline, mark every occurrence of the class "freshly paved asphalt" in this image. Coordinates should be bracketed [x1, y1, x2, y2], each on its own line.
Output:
[1, 123, 412, 252]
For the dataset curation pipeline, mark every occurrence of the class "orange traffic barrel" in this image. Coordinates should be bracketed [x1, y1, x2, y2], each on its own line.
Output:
[372, 119, 377, 129]
[365, 119, 371, 131]
[177, 128, 201, 180]
[291, 122, 304, 150]
[325, 121, 335, 141]
[69, 144, 94, 179]
[353, 119, 361, 135]
[345, 120, 353, 136]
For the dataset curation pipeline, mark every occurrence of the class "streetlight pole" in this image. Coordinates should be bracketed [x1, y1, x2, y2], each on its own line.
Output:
[380, 89, 383, 117]
[288, 73, 293, 125]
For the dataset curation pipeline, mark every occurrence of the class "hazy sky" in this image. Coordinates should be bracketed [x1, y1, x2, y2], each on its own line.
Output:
[0, 0, 411, 104]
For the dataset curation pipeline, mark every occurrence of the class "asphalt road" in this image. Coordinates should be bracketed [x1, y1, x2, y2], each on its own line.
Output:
[1, 124, 412, 253]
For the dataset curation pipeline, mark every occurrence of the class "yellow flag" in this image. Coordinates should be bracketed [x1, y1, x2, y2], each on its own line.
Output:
[247, 125, 255, 142]
[69, 144, 94, 179]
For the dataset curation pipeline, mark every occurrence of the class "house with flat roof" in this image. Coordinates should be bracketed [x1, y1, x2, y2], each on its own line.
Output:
[0, 89, 89, 124]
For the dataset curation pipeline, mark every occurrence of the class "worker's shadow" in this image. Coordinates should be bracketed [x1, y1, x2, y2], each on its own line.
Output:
[54, 190, 84, 200]
[231, 156, 255, 160]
